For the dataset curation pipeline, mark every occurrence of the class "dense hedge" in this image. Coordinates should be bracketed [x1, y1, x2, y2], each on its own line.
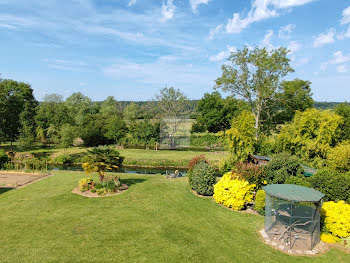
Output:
[189, 161, 217, 196]
[265, 152, 304, 184]
[190, 133, 224, 149]
[308, 169, 350, 203]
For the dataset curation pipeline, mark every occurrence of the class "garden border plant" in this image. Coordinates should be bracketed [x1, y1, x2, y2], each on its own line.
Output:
[75, 146, 128, 197]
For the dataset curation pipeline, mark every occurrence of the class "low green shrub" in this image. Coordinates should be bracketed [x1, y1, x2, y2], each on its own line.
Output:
[0, 149, 9, 169]
[218, 156, 234, 175]
[190, 133, 224, 149]
[101, 174, 121, 192]
[190, 161, 217, 196]
[265, 152, 304, 184]
[52, 154, 73, 164]
[123, 158, 188, 168]
[308, 169, 350, 203]
[285, 176, 312, 187]
[254, 189, 265, 215]
[78, 175, 122, 195]
[188, 155, 209, 186]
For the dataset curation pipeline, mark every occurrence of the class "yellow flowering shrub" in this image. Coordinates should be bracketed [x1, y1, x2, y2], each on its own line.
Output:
[213, 172, 255, 211]
[320, 233, 339, 244]
[322, 201, 350, 238]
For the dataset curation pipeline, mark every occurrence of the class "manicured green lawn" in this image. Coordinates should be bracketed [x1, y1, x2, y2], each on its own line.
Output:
[0, 172, 349, 262]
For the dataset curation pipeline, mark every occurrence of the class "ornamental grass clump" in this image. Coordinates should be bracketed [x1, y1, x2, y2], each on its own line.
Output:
[213, 172, 255, 211]
[322, 201, 350, 239]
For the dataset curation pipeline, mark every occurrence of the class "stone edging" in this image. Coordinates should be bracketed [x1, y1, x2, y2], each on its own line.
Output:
[259, 229, 328, 256]
[71, 185, 128, 198]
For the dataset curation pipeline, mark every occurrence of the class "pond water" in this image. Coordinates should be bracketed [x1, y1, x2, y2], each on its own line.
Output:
[48, 163, 188, 176]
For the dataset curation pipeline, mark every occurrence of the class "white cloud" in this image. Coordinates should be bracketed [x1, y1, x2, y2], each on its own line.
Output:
[0, 13, 36, 28]
[269, 0, 314, 8]
[213, 0, 313, 36]
[341, 6, 350, 25]
[0, 23, 16, 29]
[161, 0, 175, 21]
[330, 51, 350, 64]
[337, 65, 347, 73]
[209, 46, 236, 62]
[208, 24, 223, 40]
[128, 0, 136, 7]
[190, 0, 209, 13]
[103, 57, 216, 88]
[278, 24, 295, 39]
[313, 28, 335, 47]
[260, 30, 275, 50]
[225, 2, 277, 34]
[287, 41, 301, 54]
[319, 51, 350, 72]
[337, 25, 350, 40]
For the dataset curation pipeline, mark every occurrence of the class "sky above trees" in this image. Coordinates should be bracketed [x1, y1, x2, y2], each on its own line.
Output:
[0, 0, 349, 101]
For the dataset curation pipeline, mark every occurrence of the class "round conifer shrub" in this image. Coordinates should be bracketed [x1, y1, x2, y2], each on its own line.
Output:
[190, 161, 217, 196]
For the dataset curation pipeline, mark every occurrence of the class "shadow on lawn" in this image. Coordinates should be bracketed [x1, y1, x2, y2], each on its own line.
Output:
[122, 178, 147, 187]
[0, 187, 14, 195]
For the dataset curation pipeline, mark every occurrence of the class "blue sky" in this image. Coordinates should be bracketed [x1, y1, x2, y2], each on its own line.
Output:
[0, 0, 350, 102]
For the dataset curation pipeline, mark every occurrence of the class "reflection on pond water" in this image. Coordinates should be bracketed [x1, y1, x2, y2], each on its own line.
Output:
[48, 164, 188, 176]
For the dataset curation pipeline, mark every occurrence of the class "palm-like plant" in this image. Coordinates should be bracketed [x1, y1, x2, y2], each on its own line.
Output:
[82, 146, 123, 181]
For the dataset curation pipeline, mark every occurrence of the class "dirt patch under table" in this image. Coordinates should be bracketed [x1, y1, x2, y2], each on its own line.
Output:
[0, 171, 49, 188]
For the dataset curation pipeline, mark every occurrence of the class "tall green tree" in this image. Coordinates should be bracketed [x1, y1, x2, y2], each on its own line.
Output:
[59, 124, 77, 155]
[123, 102, 140, 122]
[36, 93, 72, 144]
[100, 96, 121, 117]
[65, 92, 92, 126]
[0, 79, 37, 146]
[261, 79, 313, 133]
[193, 91, 250, 133]
[335, 102, 350, 141]
[215, 46, 294, 140]
[104, 116, 128, 144]
[276, 108, 343, 164]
